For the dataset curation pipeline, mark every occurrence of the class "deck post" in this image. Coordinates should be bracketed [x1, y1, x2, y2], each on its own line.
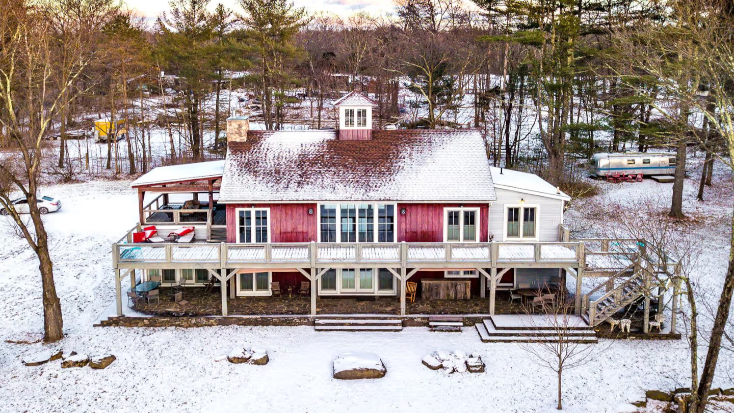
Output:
[115, 269, 122, 316]
[480, 272, 486, 298]
[670, 272, 679, 335]
[574, 243, 585, 315]
[310, 267, 317, 316]
[400, 242, 407, 316]
[129, 269, 136, 291]
[138, 189, 145, 224]
[643, 263, 651, 333]
[221, 276, 228, 316]
[489, 267, 497, 315]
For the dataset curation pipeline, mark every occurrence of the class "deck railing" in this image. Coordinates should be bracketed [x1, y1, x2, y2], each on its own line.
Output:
[112, 240, 584, 269]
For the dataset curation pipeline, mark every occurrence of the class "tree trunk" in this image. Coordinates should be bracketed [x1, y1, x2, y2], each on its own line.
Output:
[214, 74, 222, 150]
[669, 138, 687, 219]
[697, 150, 711, 201]
[190, 92, 201, 160]
[557, 367, 563, 410]
[694, 210, 734, 413]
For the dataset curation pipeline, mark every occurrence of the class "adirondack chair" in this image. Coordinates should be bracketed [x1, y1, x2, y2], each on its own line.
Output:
[271, 282, 282, 297]
[607, 173, 621, 183]
[636, 173, 643, 182]
[406, 282, 418, 303]
[299, 281, 310, 297]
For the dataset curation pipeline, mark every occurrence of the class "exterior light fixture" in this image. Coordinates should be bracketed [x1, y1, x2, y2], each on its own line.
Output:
[308, 208, 314, 215]
[520, 198, 525, 204]
[400, 207, 406, 215]
[251, 204, 255, 208]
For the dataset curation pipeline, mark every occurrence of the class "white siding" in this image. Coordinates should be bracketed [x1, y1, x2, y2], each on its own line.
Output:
[489, 188, 564, 242]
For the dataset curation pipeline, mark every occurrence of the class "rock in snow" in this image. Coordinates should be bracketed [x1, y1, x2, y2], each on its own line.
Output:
[422, 355, 442, 370]
[89, 355, 116, 369]
[228, 347, 269, 365]
[423, 350, 485, 374]
[61, 354, 89, 368]
[333, 353, 386, 380]
[22, 349, 62, 367]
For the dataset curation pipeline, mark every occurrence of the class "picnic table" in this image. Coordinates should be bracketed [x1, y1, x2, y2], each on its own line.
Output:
[134, 281, 160, 295]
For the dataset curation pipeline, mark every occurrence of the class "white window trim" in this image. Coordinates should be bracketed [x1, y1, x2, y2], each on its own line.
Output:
[503, 204, 540, 242]
[235, 207, 271, 243]
[235, 271, 272, 297]
[317, 203, 397, 243]
[444, 270, 479, 278]
[146, 269, 211, 286]
[339, 106, 372, 129]
[443, 207, 481, 243]
[318, 268, 397, 296]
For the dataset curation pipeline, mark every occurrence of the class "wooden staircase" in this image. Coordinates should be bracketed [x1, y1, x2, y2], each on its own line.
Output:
[475, 317, 597, 344]
[314, 317, 403, 332]
[581, 262, 651, 327]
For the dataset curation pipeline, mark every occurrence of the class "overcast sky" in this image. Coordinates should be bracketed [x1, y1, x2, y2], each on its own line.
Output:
[124, 0, 397, 19]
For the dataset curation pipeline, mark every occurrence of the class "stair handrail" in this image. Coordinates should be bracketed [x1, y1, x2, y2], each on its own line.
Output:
[582, 261, 636, 312]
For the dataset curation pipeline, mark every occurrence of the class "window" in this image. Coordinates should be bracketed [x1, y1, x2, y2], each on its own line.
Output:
[195, 269, 209, 283]
[237, 208, 269, 243]
[627, 159, 635, 165]
[344, 108, 367, 128]
[669, 157, 677, 165]
[237, 272, 271, 296]
[506, 206, 538, 240]
[319, 203, 396, 243]
[180, 269, 194, 283]
[163, 269, 176, 282]
[319, 268, 396, 295]
[446, 270, 478, 278]
[344, 109, 355, 127]
[444, 208, 480, 242]
[643, 158, 651, 165]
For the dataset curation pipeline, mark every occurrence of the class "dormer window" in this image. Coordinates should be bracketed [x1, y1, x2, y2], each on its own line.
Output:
[344, 108, 368, 128]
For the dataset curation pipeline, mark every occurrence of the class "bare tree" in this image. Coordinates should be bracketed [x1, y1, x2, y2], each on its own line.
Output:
[0, 1, 94, 342]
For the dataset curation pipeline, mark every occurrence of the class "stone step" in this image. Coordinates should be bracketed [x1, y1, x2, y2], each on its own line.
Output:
[429, 321, 463, 327]
[489, 316, 593, 331]
[475, 323, 597, 344]
[314, 325, 403, 332]
[483, 320, 596, 337]
[315, 319, 402, 326]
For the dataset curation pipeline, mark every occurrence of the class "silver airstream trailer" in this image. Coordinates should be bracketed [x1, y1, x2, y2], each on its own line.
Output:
[590, 152, 677, 177]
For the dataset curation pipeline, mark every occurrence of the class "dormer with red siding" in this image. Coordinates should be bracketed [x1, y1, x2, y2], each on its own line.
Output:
[334, 91, 378, 140]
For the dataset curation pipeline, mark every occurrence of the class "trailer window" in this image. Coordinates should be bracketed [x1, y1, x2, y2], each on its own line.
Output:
[643, 159, 651, 164]
[627, 159, 635, 165]
[669, 157, 677, 165]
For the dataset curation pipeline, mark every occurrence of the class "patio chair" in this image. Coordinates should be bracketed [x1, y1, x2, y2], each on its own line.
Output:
[406, 282, 418, 303]
[531, 296, 545, 313]
[636, 173, 643, 182]
[649, 313, 664, 332]
[146, 289, 160, 305]
[542, 293, 555, 304]
[271, 282, 282, 297]
[149, 274, 162, 283]
[508, 290, 522, 304]
[127, 291, 142, 308]
[299, 281, 310, 297]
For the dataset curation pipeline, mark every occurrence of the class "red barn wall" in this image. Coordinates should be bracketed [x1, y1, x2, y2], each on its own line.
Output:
[226, 203, 317, 243]
[397, 203, 489, 242]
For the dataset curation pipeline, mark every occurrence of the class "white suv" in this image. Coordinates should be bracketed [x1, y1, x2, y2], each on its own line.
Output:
[1, 196, 62, 215]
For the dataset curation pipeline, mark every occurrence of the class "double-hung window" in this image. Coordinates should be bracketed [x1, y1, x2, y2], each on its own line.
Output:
[319, 203, 395, 243]
[237, 208, 270, 243]
[506, 206, 538, 240]
[444, 208, 480, 242]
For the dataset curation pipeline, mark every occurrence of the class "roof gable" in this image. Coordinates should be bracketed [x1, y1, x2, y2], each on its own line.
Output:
[490, 167, 570, 200]
[333, 91, 378, 107]
[219, 130, 496, 203]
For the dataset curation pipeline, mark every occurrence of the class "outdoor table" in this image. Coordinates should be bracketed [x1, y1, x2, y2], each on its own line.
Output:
[517, 289, 541, 303]
[134, 281, 161, 297]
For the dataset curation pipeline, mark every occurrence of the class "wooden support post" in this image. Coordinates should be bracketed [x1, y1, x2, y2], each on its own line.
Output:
[138, 189, 145, 224]
[575, 243, 585, 315]
[480, 270, 486, 298]
[221, 275, 228, 316]
[129, 269, 137, 290]
[400, 267, 407, 316]
[643, 264, 651, 334]
[310, 267, 317, 316]
[229, 273, 236, 299]
[115, 269, 122, 316]
[670, 276, 679, 335]
[489, 267, 497, 315]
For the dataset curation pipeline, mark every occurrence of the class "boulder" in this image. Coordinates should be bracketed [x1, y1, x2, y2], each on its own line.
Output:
[89, 355, 116, 369]
[333, 353, 386, 380]
[249, 352, 269, 365]
[227, 347, 253, 364]
[422, 355, 442, 370]
[22, 349, 61, 367]
[645, 390, 673, 402]
[61, 354, 89, 368]
[466, 356, 485, 373]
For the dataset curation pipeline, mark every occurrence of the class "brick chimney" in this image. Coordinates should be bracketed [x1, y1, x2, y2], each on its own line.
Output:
[226, 116, 249, 144]
[334, 91, 378, 141]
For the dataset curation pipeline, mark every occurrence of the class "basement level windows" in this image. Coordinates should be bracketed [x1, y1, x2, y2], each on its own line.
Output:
[236, 208, 270, 243]
[319, 268, 396, 295]
[319, 203, 395, 243]
[443, 208, 480, 242]
[236, 272, 271, 296]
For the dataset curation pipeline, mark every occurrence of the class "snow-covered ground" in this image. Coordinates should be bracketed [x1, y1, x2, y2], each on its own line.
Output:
[0, 157, 732, 412]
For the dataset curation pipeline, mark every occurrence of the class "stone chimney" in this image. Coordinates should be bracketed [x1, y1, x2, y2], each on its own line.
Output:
[226, 116, 249, 144]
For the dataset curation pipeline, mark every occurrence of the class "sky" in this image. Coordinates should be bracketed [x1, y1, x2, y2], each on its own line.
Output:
[123, 0, 397, 19]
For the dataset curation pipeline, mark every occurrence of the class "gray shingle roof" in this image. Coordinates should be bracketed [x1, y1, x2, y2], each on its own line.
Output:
[219, 129, 496, 203]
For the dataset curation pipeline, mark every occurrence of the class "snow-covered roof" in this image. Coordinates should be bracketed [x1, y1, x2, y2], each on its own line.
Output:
[333, 91, 378, 107]
[490, 167, 570, 201]
[219, 130, 497, 203]
[131, 160, 225, 187]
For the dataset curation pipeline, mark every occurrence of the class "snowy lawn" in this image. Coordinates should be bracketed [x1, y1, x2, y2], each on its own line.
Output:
[0, 158, 732, 412]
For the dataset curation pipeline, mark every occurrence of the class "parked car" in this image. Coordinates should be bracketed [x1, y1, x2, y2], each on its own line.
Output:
[0, 196, 62, 215]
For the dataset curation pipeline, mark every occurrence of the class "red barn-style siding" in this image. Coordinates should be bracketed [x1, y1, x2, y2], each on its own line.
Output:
[226, 203, 317, 243]
[397, 203, 490, 243]
[338, 129, 372, 140]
